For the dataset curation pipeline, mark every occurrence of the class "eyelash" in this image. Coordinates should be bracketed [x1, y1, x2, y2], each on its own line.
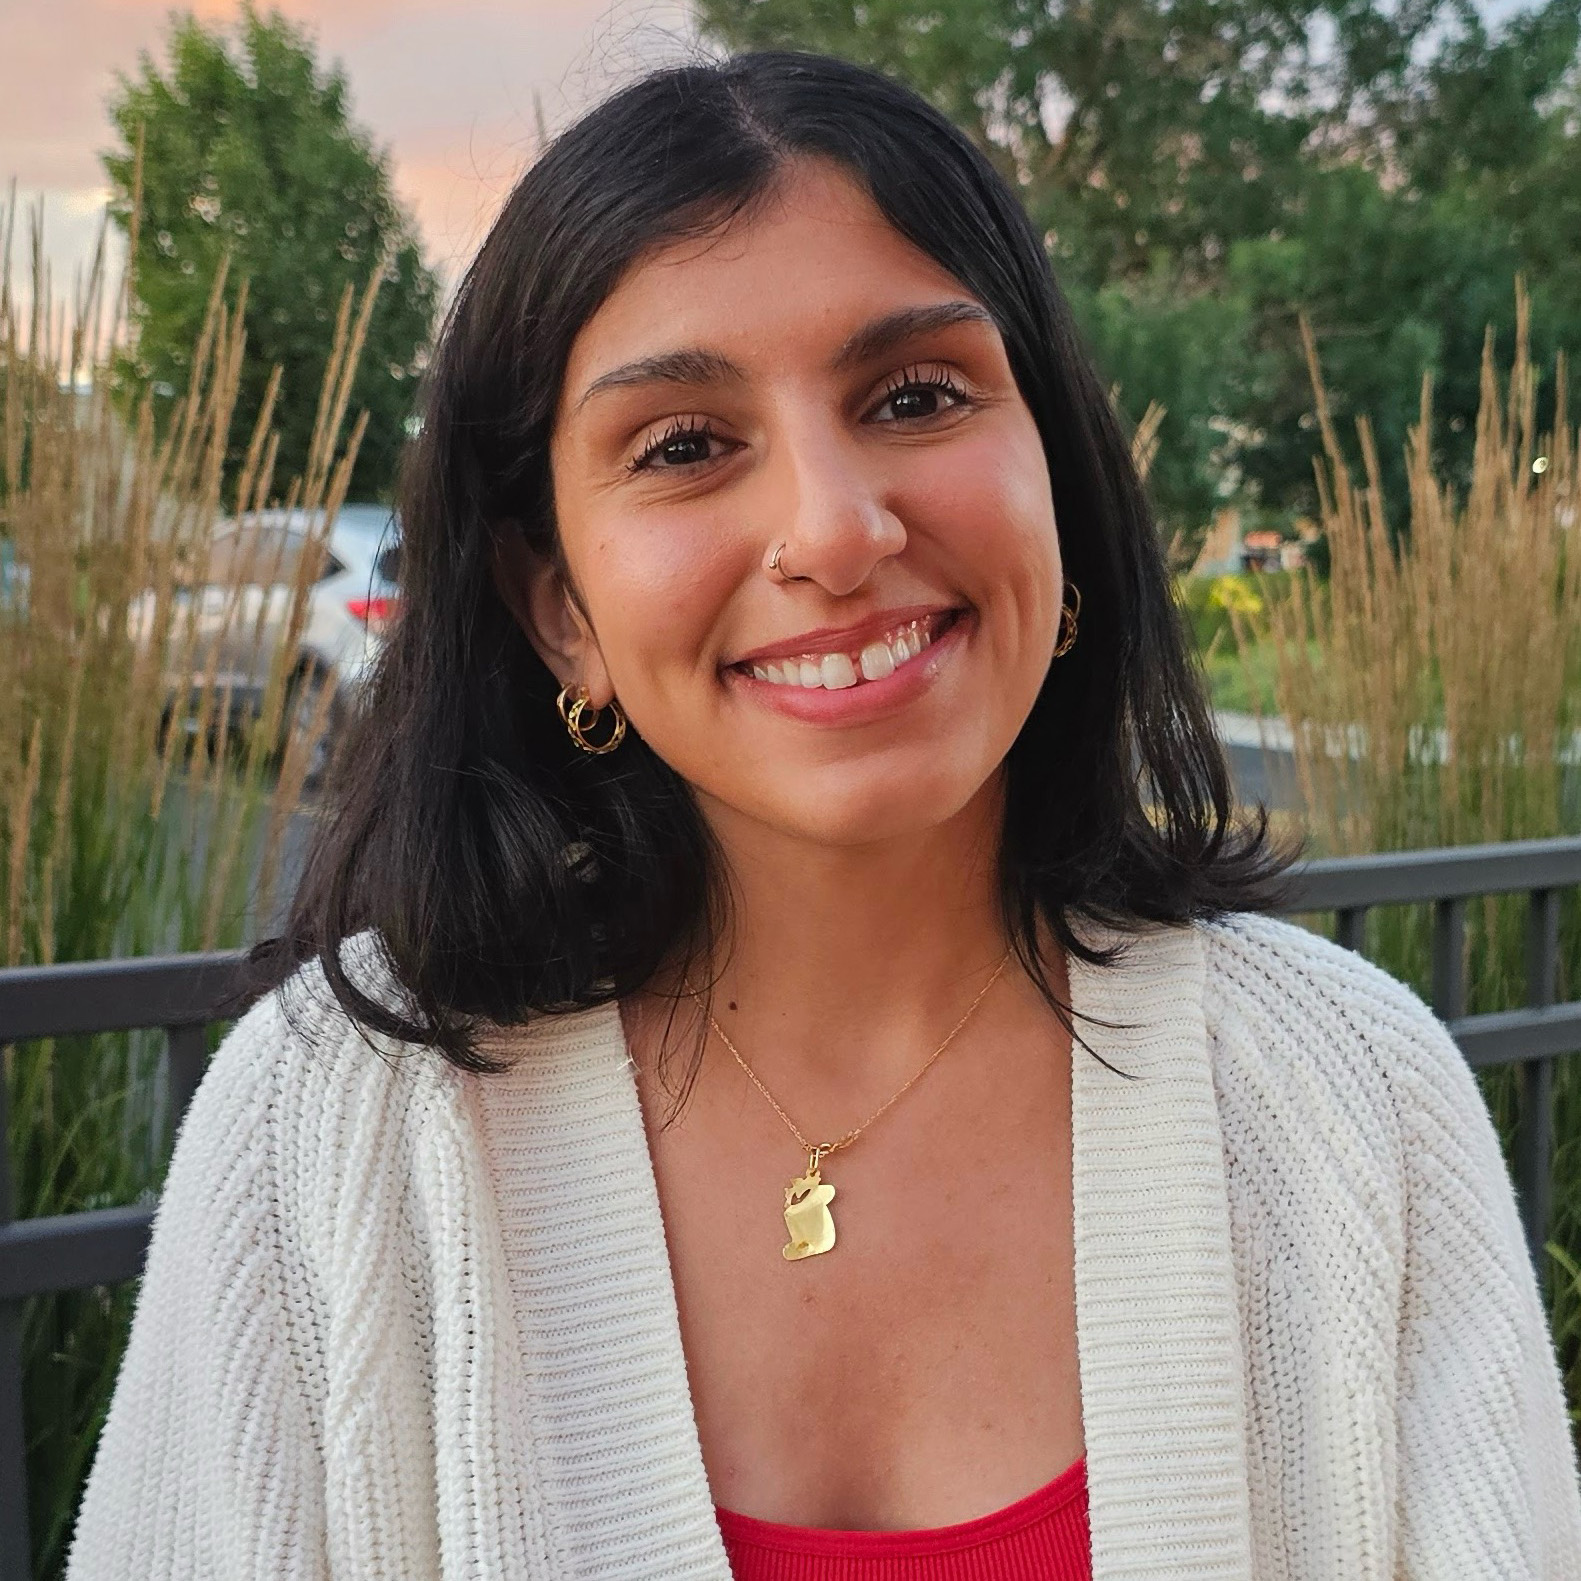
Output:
[628, 416, 720, 475]
[625, 365, 973, 474]
[875, 363, 972, 416]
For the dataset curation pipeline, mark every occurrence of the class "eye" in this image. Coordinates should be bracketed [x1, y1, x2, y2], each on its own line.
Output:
[628, 417, 728, 473]
[869, 364, 972, 424]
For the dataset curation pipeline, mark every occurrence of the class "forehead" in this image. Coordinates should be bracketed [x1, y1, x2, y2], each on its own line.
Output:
[560, 161, 977, 396]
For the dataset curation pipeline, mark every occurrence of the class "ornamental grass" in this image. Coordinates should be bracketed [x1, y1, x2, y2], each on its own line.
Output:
[0, 182, 375, 1577]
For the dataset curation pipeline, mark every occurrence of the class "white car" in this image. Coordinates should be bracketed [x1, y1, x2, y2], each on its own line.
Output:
[132, 504, 400, 786]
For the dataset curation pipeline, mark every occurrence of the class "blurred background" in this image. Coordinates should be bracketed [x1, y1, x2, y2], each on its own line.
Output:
[12, 0, 1575, 553]
[2, 2, 1579, 1576]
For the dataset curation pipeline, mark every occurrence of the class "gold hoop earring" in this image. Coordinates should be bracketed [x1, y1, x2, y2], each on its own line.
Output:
[1052, 581, 1081, 658]
[556, 684, 627, 754]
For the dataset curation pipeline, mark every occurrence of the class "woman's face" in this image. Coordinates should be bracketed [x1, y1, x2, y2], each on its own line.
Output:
[533, 160, 1063, 850]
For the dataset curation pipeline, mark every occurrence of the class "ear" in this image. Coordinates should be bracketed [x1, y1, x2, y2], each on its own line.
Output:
[491, 526, 616, 707]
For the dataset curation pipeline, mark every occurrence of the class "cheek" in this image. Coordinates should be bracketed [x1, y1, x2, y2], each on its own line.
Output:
[907, 426, 1061, 616]
[576, 516, 741, 692]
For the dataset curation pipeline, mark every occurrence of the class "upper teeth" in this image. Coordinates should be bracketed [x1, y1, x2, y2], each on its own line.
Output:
[748, 618, 940, 689]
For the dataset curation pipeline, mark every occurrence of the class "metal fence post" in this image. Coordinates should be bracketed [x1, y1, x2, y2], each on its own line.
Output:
[165, 1022, 209, 1138]
[1517, 888, 1562, 1286]
[1431, 896, 1468, 1021]
[0, 950, 247, 1577]
[0, 1047, 32, 1580]
[1334, 905, 1368, 954]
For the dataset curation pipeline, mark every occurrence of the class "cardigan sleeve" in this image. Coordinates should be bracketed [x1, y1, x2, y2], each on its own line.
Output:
[65, 995, 330, 1581]
[1385, 989, 1581, 1578]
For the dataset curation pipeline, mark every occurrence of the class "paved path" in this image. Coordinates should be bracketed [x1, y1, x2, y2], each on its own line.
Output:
[1214, 712, 1304, 811]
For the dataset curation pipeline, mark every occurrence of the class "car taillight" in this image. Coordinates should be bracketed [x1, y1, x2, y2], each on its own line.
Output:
[347, 595, 397, 635]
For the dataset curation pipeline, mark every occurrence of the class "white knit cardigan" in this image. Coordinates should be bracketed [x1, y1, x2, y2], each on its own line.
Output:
[67, 912, 1581, 1579]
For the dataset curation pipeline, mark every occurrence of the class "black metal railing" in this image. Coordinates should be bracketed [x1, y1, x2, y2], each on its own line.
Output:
[0, 951, 248, 1581]
[1, 836, 1579, 1577]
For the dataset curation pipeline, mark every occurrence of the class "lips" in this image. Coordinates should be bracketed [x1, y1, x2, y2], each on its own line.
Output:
[725, 603, 971, 724]
[726, 605, 965, 671]
[739, 610, 961, 689]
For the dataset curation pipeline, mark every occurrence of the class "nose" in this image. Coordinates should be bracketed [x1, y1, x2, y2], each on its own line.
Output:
[769, 423, 907, 597]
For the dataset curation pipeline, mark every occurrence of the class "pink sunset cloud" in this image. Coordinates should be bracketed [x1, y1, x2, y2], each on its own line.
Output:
[3, 0, 696, 297]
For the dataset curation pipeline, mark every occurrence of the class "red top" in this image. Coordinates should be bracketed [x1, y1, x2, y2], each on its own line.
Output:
[716, 1456, 1091, 1580]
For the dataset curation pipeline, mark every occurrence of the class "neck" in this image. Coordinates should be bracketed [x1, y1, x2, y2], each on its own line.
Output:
[644, 775, 1024, 1099]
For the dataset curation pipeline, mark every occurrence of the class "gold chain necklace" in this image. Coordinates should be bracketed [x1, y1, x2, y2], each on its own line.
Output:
[687, 949, 1012, 1261]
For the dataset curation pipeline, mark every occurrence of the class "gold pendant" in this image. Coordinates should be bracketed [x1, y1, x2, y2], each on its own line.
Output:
[782, 1151, 837, 1260]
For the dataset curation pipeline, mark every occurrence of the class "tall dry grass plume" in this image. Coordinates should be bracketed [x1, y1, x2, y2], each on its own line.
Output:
[1234, 284, 1581, 1429]
[1, 177, 381, 1575]
[1246, 287, 1579, 856]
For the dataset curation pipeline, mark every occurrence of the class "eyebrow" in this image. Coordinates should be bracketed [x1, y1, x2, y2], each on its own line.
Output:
[573, 299, 995, 412]
[830, 300, 996, 370]
[575, 347, 746, 411]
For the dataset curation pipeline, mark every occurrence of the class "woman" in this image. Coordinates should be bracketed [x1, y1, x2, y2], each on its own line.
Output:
[69, 50, 1581, 1581]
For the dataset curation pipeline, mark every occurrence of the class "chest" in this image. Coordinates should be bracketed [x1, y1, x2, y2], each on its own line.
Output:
[636, 1010, 1084, 1531]
[442, 932, 1409, 1577]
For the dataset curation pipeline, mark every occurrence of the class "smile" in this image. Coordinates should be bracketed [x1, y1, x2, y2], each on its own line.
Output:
[735, 610, 962, 690]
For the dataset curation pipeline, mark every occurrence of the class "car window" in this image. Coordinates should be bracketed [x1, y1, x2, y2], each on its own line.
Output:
[375, 539, 401, 585]
[206, 526, 326, 587]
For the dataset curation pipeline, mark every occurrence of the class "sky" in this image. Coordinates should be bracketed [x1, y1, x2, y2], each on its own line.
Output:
[2, 0, 695, 309]
[1, 0, 1538, 317]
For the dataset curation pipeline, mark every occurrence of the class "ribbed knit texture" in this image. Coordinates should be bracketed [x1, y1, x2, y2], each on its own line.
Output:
[717, 1454, 1089, 1579]
[65, 913, 1581, 1580]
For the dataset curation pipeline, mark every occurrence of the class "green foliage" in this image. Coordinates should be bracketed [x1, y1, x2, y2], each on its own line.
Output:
[1227, 164, 1581, 526]
[1176, 571, 1300, 713]
[699, 0, 1326, 288]
[1176, 569, 1287, 652]
[695, 0, 1581, 550]
[102, 4, 436, 498]
[1071, 276, 1255, 535]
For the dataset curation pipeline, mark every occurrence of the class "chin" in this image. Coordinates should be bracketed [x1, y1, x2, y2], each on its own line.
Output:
[752, 765, 996, 851]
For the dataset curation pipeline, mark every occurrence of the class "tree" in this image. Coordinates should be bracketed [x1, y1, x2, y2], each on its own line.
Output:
[1067, 271, 1256, 534]
[103, 4, 436, 500]
[700, 0, 1335, 290]
[696, 0, 1581, 546]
